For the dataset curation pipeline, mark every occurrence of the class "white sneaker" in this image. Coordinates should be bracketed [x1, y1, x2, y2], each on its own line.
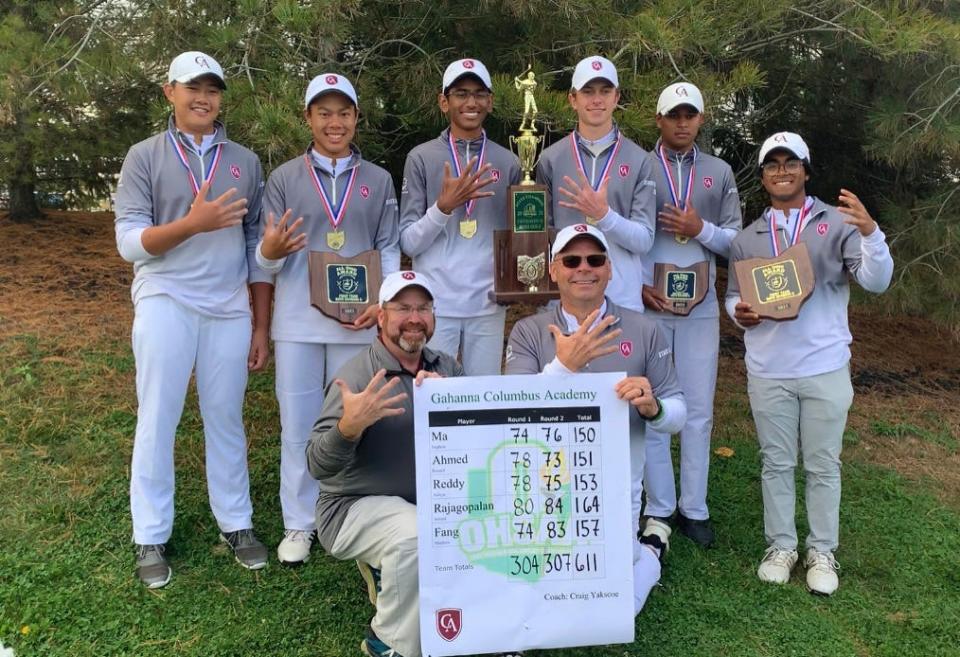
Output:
[641, 517, 672, 553]
[757, 546, 798, 584]
[277, 529, 314, 565]
[804, 549, 840, 595]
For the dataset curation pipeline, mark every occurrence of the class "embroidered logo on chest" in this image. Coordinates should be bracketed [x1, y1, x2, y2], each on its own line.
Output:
[619, 341, 633, 358]
[619, 164, 630, 178]
[817, 222, 829, 236]
[702, 176, 713, 189]
[490, 168, 501, 182]
[359, 184, 370, 198]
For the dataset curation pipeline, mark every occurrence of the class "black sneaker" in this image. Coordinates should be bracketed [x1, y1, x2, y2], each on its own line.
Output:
[677, 514, 715, 547]
[135, 544, 171, 589]
[220, 528, 268, 569]
[360, 626, 403, 657]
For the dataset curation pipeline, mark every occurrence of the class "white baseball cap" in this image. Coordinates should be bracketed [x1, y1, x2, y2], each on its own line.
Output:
[758, 131, 811, 165]
[304, 73, 358, 109]
[379, 271, 436, 306]
[657, 82, 704, 114]
[168, 51, 225, 88]
[571, 56, 619, 91]
[551, 224, 610, 259]
[442, 59, 493, 93]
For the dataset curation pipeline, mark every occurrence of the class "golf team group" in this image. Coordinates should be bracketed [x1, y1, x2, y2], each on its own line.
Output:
[113, 48, 894, 657]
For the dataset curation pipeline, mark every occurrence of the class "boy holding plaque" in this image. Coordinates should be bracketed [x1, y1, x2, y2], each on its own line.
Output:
[725, 132, 893, 595]
[257, 73, 400, 565]
[115, 51, 271, 587]
[399, 58, 521, 375]
[536, 55, 657, 313]
[640, 83, 742, 549]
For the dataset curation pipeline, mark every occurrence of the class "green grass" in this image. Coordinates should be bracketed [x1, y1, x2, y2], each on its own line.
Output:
[2, 333, 959, 657]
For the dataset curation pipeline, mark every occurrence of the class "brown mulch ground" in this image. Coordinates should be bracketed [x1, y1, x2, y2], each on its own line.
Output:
[2, 210, 958, 505]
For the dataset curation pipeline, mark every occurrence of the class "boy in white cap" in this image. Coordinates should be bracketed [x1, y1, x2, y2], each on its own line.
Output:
[399, 58, 521, 375]
[505, 223, 687, 613]
[114, 51, 270, 587]
[536, 55, 657, 313]
[726, 132, 893, 595]
[307, 271, 461, 657]
[640, 82, 742, 549]
[256, 73, 400, 565]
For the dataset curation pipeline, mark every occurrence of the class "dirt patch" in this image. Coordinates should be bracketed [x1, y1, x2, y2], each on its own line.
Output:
[2, 212, 958, 506]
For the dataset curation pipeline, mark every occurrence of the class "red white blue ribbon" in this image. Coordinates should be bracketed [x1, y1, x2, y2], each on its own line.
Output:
[167, 131, 223, 196]
[656, 143, 698, 210]
[767, 196, 814, 256]
[447, 130, 487, 216]
[570, 131, 622, 191]
[304, 153, 358, 232]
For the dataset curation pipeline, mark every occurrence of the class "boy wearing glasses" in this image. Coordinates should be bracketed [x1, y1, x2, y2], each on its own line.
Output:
[505, 223, 686, 613]
[640, 83, 742, 550]
[536, 55, 657, 313]
[256, 74, 400, 566]
[400, 58, 521, 375]
[726, 132, 893, 595]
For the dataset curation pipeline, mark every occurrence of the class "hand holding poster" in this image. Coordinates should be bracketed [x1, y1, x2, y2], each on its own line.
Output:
[414, 372, 634, 656]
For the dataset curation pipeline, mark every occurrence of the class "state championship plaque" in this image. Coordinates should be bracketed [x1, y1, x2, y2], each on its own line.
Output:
[653, 261, 709, 315]
[734, 242, 815, 320]
[308, 250, 381, 324]
[492, 67, 559, 305]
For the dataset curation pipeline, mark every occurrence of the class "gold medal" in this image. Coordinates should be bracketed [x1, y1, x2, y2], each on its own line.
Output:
[327, 229, 345, 251]
[459, 218, 477, 239]
[675, 234, 689, 244]
[586, 216, 599, 225]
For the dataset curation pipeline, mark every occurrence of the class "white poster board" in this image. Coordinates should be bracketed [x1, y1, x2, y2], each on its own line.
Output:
[414, 372, 634, 656]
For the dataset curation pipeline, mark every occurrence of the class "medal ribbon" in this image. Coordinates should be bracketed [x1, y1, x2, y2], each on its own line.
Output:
[569, 131, 622, 192]
[447, 130, 487, 216]
[304, 154, 359, 232]
[167, 131, 223, 196]
[767, 196, 814, 257]
[656, 143, 697, 210]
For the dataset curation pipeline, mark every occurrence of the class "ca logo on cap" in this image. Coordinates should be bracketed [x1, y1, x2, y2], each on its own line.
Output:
[591, 60, 602, 71]
[402, 272, 416, 280]
[676, 86, 689, 97]
[326, 75, 338, 84]
[774, 133, 788, 143]
[574, 224, 588, 233]
[194, 55, 210, 69]
[462, 59, 474, 69]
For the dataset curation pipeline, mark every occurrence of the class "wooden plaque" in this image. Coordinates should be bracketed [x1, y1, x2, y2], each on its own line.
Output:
[491, 183, 559, 304]
[308, 250, 381, 324]
[653, 261, 710, 315]
[734, 242, 815, 321]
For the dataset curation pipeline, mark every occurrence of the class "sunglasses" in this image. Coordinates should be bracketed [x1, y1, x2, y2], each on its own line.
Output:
[557, 254, 607, 269]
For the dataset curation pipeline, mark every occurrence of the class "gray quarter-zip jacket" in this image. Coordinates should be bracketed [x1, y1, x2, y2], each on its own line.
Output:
[645, 141, 742, 319]
[725, 196, 894, 378]
[536, 129, 657, 312]
[400, 129, 522, 317]
[114, 116, 268, 317]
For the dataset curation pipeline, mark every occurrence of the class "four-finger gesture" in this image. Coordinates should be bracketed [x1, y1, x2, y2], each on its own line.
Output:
[558, 172, 610, 221]
[658, 203, 704, 239]
[187, 178, 248, 234]
[837, 189, 877, 236]
[436, 159, 497, 215]
[335, 369, 408, 441]
[615, 376, 660, 418]
[548, 310, 621, 371]
[261, 209, 307, 260]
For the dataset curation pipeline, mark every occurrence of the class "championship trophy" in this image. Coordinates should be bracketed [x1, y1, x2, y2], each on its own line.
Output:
[491, 66, 559, 304]
[308, 250, 382, 324]
[733, 242, 815, 320]
[653, 261, 709, 315]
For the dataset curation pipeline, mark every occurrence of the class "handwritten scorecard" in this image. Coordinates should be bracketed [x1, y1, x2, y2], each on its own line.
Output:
[414, 373, 634, 656]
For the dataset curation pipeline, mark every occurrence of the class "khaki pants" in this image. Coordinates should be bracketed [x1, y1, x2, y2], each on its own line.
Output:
[330, 496, 421, 657]
[747, 366, 854, 553]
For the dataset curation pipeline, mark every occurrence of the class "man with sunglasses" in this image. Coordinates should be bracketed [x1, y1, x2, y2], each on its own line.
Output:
[400, 58, 521, 375]
[536, 55, 656, 313]
[726, 132, 893, 595]
[640, 83, 743, 550]
[505, 223, 687, 614]
[307, 270, 463, 657]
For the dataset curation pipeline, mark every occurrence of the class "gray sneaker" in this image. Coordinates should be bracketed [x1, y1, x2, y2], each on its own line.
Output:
[220, 529, 268, 570]
[135, 544, 171, 589]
